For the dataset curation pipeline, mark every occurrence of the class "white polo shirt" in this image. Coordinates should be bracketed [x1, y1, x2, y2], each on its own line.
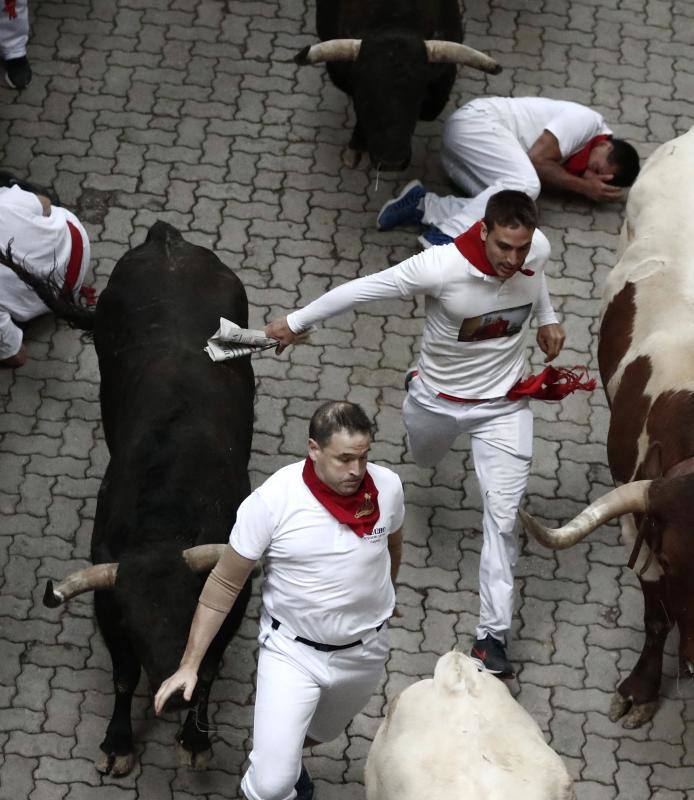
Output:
[467, 96, 613, 159]
[229, 461, 405, 646]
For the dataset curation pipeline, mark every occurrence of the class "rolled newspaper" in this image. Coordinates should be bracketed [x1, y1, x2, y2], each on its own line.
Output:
[205, 318, 313, 362]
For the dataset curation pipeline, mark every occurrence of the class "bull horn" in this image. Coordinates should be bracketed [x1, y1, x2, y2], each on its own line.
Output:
[518, 480, 652, 550]
[295, 39, 361, 65]
[424, 41, 502, 74]
[43, 563, 118, 608]
[182, 543, 228, 573]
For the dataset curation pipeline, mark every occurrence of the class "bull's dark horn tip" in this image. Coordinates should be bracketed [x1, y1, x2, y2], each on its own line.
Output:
[295, 46, 311, 65]
[490, 64, 503, 75]
[43, 580, 62, 608]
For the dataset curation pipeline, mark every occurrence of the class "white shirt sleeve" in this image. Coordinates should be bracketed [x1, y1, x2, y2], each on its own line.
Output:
[392, 478, 406, 532]
[228, 490, 275, 561]
[287, 250, 446, 333]
[533, 272, 559, 327]
[0, 309, 23, 360]
[544, 105, 612, 160]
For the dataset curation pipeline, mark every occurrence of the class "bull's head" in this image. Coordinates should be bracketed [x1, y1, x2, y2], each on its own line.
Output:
[295, 35, 501, 171]
[519, 477, 694, 677]
[43, 544, 229, 702]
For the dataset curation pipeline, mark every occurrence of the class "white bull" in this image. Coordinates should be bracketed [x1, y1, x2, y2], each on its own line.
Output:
[365, 652, 574, 800]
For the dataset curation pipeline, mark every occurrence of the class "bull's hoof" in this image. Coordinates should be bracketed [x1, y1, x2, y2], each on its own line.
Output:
[342, 148, 361, 169]
[176, 740, 212, 771]
[95, 750, 136, 776]
[608, 692, 631, 722]
[608, 692, 658, 728]
[622, 700, 659, 729]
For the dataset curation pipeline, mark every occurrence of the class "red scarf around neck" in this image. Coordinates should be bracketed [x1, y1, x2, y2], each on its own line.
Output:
[302, 458, 380, 537]
[4, 1, 16, 19]
[563, 134, 612, 176]
[454, 221, 534, 277]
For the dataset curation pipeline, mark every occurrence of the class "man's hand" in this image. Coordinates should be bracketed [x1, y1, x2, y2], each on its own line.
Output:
[537, 323, 565, 362]
[581, 170, 624, 203]
[265, 317, 297, 354]
[154, 666, 198, 715]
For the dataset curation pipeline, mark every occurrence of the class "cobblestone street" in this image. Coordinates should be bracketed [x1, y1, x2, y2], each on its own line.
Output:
[1, 0, 694, 798]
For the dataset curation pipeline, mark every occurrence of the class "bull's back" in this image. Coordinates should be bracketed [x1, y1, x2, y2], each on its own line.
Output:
[91, 224, 254, 556]
[599, 130, 694, 480]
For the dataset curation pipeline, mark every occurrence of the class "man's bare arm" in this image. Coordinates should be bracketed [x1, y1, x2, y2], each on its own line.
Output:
[154, 546, 256, 713]
[528, 131, 623, 203]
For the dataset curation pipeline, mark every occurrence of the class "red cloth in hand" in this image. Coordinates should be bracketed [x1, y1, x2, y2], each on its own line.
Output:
[507, 365, 596, 401]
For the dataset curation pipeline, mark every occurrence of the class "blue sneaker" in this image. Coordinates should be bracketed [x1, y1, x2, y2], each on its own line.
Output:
[377, 180, 425, 230]
[418, 225, 453, 249]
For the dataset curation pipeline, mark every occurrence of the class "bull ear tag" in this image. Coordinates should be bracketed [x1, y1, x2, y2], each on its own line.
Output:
[355, 492, 375, 519]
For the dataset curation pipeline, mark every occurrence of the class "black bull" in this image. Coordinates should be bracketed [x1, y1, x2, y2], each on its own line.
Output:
[42, 222, 256, 775]
[299, 0, 500, 170]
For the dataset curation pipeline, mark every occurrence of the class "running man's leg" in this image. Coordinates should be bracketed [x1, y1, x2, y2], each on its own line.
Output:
[242, 630, 322, 800]
[402, 378, 461, 468]
[308, 626, 389, 743]
[469, 401, 533, 642]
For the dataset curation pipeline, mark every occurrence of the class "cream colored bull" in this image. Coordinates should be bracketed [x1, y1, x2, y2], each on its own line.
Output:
[365, 652, 575, 800]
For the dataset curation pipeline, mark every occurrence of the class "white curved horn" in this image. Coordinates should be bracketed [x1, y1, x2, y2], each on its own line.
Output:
[43, 563, 118, 608]
[518, 480, 652, 550]
[182, 543, 228, 573]
[295, 39, 362, 65]
[424, 40, 501, 74]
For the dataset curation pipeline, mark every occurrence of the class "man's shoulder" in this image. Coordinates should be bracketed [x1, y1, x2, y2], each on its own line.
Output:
[368, 463, 404, 496]
[530, 228, 551, 265]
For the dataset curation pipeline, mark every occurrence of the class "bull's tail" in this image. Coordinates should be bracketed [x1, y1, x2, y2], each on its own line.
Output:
[0, 241, 95, 332]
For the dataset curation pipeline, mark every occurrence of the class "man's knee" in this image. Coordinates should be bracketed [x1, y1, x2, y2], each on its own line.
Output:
[483, 488, 524, 533]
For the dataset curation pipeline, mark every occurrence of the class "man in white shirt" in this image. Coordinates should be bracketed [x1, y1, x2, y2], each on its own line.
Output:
[155, 401, 405, 800]
[264, 191, 565, 679]
[1, 0, 31, 88]
[0, 177, 91, 367]
[377, 96, 640, 248]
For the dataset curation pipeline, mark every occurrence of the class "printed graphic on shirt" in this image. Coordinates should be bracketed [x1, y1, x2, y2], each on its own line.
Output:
[458, 302, 532, 342]
[363, 525, 388, 543]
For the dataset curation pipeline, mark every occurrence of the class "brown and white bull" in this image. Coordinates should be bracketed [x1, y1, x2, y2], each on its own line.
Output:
[519, 128, 694, 728]
[365, 652, 575, 800]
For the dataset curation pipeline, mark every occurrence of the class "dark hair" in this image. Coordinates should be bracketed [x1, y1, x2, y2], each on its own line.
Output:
[308, 401, 373, 448]
[607, 138, 640, 187]
[483, 190, 538, 232]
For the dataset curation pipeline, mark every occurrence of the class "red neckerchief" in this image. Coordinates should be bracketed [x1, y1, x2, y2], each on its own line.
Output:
[454, 221, 534, 277]
[563, 134, 612, 176]
[302, 458, 380, 537]
[4, 1, 17, 19]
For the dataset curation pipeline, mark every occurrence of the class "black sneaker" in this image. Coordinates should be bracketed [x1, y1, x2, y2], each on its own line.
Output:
[295, 764, 315, 800]
[5, 56, 32, 90]
[470, 634, 515, 678]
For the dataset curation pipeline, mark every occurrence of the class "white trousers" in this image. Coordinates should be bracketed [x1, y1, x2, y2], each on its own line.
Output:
[402, 377, 532, 641]
[0, 0, 29, 60]
[241, 612, 389, 800]
[423, 104, 541, 238]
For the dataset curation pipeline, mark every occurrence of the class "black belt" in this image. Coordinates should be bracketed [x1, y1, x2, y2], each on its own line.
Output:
[270, 617, 384, 652]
